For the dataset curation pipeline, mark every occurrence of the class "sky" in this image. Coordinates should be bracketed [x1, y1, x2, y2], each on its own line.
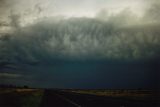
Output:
[0, 0, 160, 89]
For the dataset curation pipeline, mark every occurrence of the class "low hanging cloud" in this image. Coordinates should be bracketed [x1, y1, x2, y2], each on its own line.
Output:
[0, 0, 160, 66]
[0, 73, 22, 78]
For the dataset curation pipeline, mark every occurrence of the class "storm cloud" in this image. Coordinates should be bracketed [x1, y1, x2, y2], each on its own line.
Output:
[1, 13, 160, 64]
[0, 0, 160, 88]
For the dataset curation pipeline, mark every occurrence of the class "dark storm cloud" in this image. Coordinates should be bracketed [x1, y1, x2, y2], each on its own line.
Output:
[0, 4, 160, 65]
[0, 0, 160, 88]
[0, 17, 160, 66]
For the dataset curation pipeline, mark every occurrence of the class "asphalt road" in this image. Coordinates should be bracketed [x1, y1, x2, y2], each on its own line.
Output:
[40, 90, 80, 107]
[40, 90, 158, 107]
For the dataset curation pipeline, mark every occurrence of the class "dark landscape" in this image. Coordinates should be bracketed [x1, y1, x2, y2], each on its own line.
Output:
[0, 87, 159, 107]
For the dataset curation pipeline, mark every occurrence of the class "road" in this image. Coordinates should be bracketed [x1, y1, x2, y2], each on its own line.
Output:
[40, 90, 81, 107]
[40, 90, 158, 107]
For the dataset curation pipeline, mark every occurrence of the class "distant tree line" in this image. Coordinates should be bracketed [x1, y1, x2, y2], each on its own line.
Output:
[0, 84, 29, 88]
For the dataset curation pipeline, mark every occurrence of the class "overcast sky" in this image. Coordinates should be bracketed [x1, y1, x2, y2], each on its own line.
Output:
[0, 0, 160, 88]
[0, 0, 149, 24]
[0, 0, 158, 30]
[1, 0, 147, 16]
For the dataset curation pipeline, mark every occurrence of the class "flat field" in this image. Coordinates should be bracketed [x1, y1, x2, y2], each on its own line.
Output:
[0, 88, 43, 107]
[0, 88, 159, 107]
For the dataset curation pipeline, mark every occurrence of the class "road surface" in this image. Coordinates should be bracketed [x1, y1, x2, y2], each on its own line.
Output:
[40, 90, 158, 107]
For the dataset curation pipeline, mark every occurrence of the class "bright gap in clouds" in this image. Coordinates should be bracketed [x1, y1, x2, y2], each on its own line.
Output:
[0, 0, 147, 27]
[45, 0, 146, 17]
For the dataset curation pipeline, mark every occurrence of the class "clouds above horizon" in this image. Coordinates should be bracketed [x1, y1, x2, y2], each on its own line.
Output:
[0, 0, 160, 65]
[0, 0, 160, 88]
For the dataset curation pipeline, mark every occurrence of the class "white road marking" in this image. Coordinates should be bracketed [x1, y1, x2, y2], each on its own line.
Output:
[55, 93, 82, 107]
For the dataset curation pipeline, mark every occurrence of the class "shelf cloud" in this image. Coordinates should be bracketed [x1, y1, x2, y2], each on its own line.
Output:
[0, 0, 160, 88]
